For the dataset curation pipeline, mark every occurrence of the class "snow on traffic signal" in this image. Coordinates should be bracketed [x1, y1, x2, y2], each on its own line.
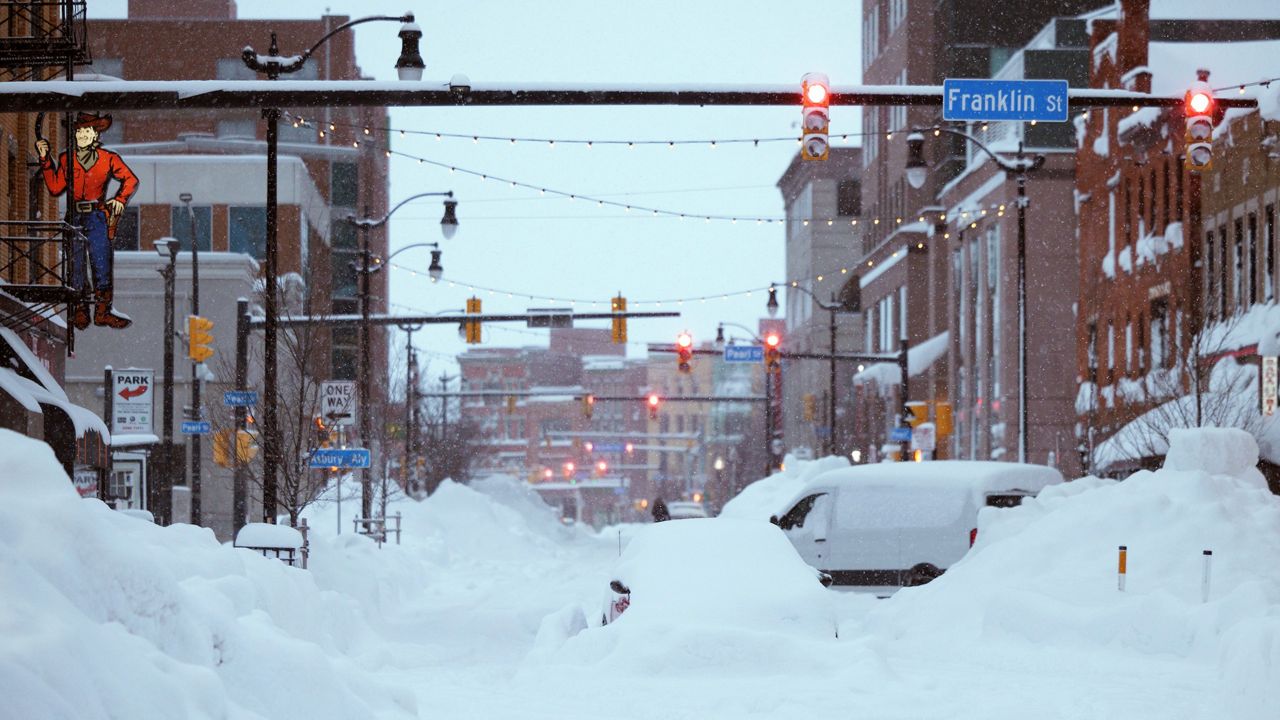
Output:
[676, 331, 693, 374]
[1184, 70, 1216, 173]
[801, 72, 830, 162]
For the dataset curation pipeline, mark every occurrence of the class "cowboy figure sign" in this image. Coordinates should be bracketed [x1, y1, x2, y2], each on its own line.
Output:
[35, 112, 138, 330]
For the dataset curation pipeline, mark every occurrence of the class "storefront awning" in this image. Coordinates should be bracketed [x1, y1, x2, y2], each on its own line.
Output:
[0, 327, 110, 446]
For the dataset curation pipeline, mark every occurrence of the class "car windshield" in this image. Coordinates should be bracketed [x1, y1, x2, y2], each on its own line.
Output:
[9, 2, 1280, 719]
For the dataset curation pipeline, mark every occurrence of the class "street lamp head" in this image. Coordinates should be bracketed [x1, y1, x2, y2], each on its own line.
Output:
[428, 250, 444, 281]
[766, 285, 780, 318]
[395, 18, 425, 81]
[179, 192, 193, 204]
[714, 324, 725, 350]
[905, 132, 927, 190]
[440, 199, 459, 239]
[153, 237, 177, 259]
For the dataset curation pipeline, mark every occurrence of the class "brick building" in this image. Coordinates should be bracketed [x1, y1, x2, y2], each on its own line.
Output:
[1073, 0, 1280, 477]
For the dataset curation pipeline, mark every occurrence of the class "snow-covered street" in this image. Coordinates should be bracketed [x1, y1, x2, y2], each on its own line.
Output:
[3, 426, 1277, 719]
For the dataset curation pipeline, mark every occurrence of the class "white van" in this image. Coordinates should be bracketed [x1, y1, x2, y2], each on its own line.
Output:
[771, 461, 1063, 590]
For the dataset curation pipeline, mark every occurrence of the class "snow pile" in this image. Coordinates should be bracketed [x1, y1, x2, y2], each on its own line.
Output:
[0, 429, 418, 720]
[536, 518, 837, 674]
[867, 428, 1280, 717]
[719, 453, 850, 520]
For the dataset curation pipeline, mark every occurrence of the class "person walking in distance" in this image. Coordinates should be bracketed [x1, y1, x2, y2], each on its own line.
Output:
[36, 112, 138, 330]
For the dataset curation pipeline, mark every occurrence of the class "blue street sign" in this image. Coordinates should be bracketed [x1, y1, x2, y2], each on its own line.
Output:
[942, 79, 1069, 123]
[180, 421, 211, 435]
[308, 448, 372, 469]
[593, 442, 626, 453]
[223, 390, 258, 407]
[723, 344, 764, 363]
[890, 426, 913, 442]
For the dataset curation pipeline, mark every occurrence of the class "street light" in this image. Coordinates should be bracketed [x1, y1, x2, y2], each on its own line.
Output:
[906, 127, 1044, 463]
[241, 13, 423, 524]
[766, 282, 858, 457]
[346, 192, 457, 521]
[154, 237, 179, 525]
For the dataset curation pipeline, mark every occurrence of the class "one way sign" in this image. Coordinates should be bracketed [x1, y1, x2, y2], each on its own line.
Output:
[320, 380, 357, 427]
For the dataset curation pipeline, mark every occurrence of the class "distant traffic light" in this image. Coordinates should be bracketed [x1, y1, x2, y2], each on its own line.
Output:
[904, 401, 928, 428]
[186, 315, 214, 362]
[803, 393, 816, 422]
[647, 393, 660, 420]
[801, 72, 830, 162]
[563, 461, 576, 478]
[313, 416, 330, 447]
[611, 294, 627, 344]
[1184, 70, 1216, 173]
[676, 331, 693, 373]
[506, 395, 517, 414]
[764, 332, 781, 370]
[464, 296, 482, 344]
[583, 393, 595, 419]
[595, 460, 608, 477]
[625, 442, 635, 454]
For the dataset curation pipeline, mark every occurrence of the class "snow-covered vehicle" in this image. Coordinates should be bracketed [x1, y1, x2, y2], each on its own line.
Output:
[666, 501, 708, 519]
[600, 517, 835, 637]
[772, 461, 1064, 590]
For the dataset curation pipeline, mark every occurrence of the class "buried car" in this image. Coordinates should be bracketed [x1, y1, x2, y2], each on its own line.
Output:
[773, 460, 1064, 591]
[601, 517, 836, 637]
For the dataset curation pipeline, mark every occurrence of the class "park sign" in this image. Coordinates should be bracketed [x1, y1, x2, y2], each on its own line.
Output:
[112, 368, 154, 434]
[942, 79, 1069, 123]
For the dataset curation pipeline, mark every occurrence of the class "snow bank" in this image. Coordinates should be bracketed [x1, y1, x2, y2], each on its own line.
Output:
[866, 428, 1280, 717]
[0, 429, 417, 720]
[719, 453, 850, 520]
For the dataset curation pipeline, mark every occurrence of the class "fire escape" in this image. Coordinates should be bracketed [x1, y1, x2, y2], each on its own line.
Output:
[0, 1, 91, 350]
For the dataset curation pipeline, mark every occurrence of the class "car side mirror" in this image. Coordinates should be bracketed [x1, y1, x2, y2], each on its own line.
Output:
[818, 572, 834, 588]
[609, 580, 630, 595]
[769, 515, 779, 526]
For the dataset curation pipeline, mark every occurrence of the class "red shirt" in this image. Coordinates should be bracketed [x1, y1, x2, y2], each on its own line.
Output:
[41, 147, 139, 208]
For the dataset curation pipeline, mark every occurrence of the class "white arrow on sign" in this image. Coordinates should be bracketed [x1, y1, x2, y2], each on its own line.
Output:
[320, 380, 358, 426]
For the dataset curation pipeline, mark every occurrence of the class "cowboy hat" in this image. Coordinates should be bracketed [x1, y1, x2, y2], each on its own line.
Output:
[61, 112, 112, 133]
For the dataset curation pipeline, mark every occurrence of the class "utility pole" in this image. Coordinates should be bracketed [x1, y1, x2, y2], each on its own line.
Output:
[183, 194, 203, 525]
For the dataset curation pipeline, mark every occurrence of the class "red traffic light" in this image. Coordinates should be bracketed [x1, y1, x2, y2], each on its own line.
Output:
[1187, 90, 1212, 114]
[648, 393, 660, 407]
[596, 460, 608, 473]
[765, 332, 781, 348]
[676, 332, 693, 348]
[805, 82, 827, 105]
[801, 72, 829, 107]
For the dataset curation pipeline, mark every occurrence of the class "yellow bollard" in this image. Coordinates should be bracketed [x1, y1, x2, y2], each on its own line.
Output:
[1118, 545, 1127, 591]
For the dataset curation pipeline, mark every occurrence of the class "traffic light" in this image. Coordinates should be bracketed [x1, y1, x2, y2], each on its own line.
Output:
[583, 393, 595, 419]
[647, 393, 660, 420]
[563, 461, 575, 478]
[801, 72, 830, 162]
[187, 315, 214, 362]
[1184, 70, 1216, 173]
[506, 395, 517, 414]
[764, 332, 781, 370]
[611, 294, 627, 344]
[803, 393, 816, 422]
[464, 296, 482, 344]
[313, 416, 329, 447]
[676, 331, 693, 373]
[213, 429, 258, 468]
[625, 442, 634, 455]
[595, 460, 608, 477]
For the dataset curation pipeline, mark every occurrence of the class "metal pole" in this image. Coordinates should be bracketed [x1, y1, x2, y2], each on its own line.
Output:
[763, 368, 773, 477]
[1016, 144, 1029, 465]
[828, 303, 837, 457]
[403, 326, 415, 493]
[101, 366, 112, 503]
[262, 102, 280, 523]
[187, 198, 202, 525]
[358, 217, 373, 523]
[161, 251, 175, 523]
[898, 335, 910, 461]
[233, 298, 249, 536]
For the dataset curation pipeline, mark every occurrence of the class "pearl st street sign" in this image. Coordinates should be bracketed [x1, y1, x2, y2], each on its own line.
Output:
[942, 79, 1069, 123]
[723, 345, 765, 363]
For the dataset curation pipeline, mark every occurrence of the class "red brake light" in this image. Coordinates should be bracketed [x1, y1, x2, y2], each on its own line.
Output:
[969, 528, 978, 547]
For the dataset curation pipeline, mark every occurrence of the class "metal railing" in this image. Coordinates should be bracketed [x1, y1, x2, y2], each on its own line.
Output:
[352, 512, 402, 547]
[0, 1, 90, 79]
[0, 219, 85, 335]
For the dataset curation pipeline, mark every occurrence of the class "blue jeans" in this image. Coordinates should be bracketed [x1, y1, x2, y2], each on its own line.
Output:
[69, 209, 112, 294]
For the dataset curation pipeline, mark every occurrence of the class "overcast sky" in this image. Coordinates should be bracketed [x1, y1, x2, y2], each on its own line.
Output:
[90, 0, 863, 379]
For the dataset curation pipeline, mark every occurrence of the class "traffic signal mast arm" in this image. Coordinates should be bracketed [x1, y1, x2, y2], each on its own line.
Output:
[248, 310, 680, 329]
[647, 343, 900, 363]
[2, 81, 1259, 112]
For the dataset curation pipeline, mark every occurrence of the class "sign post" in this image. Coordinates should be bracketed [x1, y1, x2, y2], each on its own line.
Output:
[320, 380, 358, 427]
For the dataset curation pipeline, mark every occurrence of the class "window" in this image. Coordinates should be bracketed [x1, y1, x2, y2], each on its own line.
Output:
[86, 58, 124, 79]
[216, 118, 256, 138]
[1218, 226, 1228, 317]
[229, 206, 267, 259]
[777, 493, 826, 530]
[1267, 205, 1277, 303]
[1124, 321, 1133, 372]
[837, 180, 861, 216]
[1107, 321, 1115, 370]
[1162, 162, 1171, 229]
[332, 161, 359, 208]
[1150, 300, 1167, 369]
[216, 59, 256, 81]
[1086, 322, 1098, 370]
[898, 285, 907, 349]
[1175, 164, 1184, 220]
[1205, 231, 1216, 315]
[1234, 219, 1245, 310]
[1249, 213, 1258, 304]
[170, 205, 211, 252]
[113, 206, 140, 251]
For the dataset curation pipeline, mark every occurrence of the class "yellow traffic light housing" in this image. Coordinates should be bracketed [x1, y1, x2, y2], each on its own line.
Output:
[904, 400, 928, 428]
[583, 393, 595, 419]
[803, 393, 816, 422]
[465, 296, 482, 344]
[187, 315, 214, 362]
[611, 294, 627, 344]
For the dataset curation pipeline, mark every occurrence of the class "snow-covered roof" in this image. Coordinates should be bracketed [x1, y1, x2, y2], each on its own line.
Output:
[110, 433, 160, 448]
[854, 331, 950, 386]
